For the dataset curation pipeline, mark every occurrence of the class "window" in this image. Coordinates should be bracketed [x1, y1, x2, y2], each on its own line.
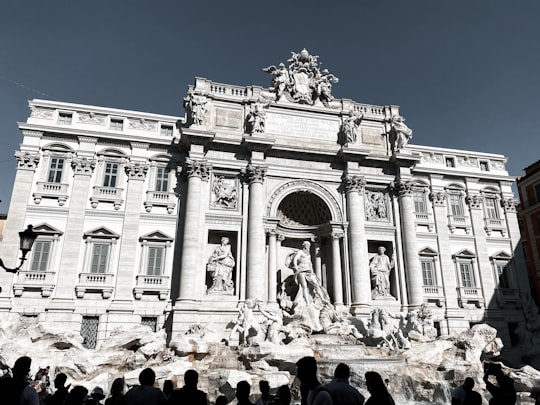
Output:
[103, 162, 118, 187]
[484, 197, 499, 219]
[81, 316, 99, 349]
[160, 125, 173, 136]
[479, 161, 489, 171]
[421, 260, 436, 286]
[31, 240, 52, 271]
[47, 157, 65, 183]
[535, 183, 540, 203]
[495, 262, 510, 288]
[58, 112, 72, 125]
[90, 243, 110, 273]
[459, 262, 475, 287]
[155, 166, 169, 192]
[413, 190, 428, 214]
[445, 157, 455, 168]
[449, 193, 465, 216]
[146, 246, 164, 275]
[141, 316, 158, 332]
[110, 118, 124, 131]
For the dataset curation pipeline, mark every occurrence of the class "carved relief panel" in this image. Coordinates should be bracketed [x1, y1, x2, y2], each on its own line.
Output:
[365, 190, 390, 222]
[210, 174, 239, 210]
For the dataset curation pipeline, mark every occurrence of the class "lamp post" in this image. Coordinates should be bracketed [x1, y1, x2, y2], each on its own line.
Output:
[0, 225, 38, 273]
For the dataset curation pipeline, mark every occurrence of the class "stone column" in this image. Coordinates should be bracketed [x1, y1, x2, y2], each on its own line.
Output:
[52, 156, 96, 302]
[276, 233, 285, 282]
[314, 237, 322, 280]
[113, 160, 149, 301]
[267, 229, 277, 303]
[331, 232, 344, 305]
[178, 159, 209, 302]
[0, 149, 40, 300]
[245, 164, 267, 300]
[396, 181, 423, 308]
[343, 174, 370, 312]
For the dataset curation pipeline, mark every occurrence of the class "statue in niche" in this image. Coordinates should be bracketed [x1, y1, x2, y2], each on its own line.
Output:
[185, 89, 207, 126]
[229, 299, 264, 346]
[207, 237, 235, 293]
[288, 241, 328, 306]
[340, 111, 363, 145]
[365, 191, 388, 221]
[211, 177, 237, 209]
[246, 102, 267, 134]
[369, 246, 395, 298]
[391, 115, 413, 152]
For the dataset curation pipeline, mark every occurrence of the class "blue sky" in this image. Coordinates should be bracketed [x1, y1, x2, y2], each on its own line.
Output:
[0, 1, 539, 213]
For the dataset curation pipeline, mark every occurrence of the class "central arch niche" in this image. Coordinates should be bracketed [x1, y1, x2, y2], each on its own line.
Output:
[276, 191, 332, 226]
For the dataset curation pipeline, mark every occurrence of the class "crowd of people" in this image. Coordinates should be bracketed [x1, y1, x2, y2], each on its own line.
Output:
[0, 355, 537, 405]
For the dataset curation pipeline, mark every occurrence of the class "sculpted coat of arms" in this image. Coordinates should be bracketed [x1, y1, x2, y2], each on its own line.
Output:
[264, 49, 339, 107]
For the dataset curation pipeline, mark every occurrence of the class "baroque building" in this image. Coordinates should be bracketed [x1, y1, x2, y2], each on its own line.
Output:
[0, 50, 528, 348]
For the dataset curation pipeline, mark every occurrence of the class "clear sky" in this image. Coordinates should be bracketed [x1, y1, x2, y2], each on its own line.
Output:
[1, 0, 539, 213]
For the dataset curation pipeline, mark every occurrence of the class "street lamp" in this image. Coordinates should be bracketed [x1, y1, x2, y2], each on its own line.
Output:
[0, 225, 38, 273]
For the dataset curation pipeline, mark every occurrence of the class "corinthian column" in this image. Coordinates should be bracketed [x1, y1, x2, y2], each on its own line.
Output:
[267, 229, 277, 303]
[178, 159, 209, 302]
[396, 181, 423, 307]
[331, 232, 344, 305]
[245, 163, 267, 300]
[343, 174, 370, 313]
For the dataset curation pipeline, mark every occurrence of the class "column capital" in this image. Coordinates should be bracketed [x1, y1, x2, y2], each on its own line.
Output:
[184, 159, 211, 180]
[466, 194, 483, 210]
[501, 197, 517, 213]
[71, 157, 96, 176]
[429, 191, 447, 206]
[330, 232, 343, 240]
[244, 163, 267, 184]
[394, 180, 413, 197]
[276, 233, 286, 243]
[15, 151, 40, 170]
[125, 162, 149, 180]
[342, 174, 365, 193]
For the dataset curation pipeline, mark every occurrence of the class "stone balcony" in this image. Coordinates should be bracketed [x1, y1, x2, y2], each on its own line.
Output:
[75, 272, 114, 298]
[495, 288, 520, 307]
[447, 215, 471, 234]
[133, 275, 169, 300]
[144, 191, 176, 214]
[415, 212, 434, 231]
[484, 217, 507, 236]
[423, 285, 444, 306]
[33, 182, 69, 206]
[90, 186, 124, 210]
[457, 286, 484, 308]
[12, 271, 55, 297]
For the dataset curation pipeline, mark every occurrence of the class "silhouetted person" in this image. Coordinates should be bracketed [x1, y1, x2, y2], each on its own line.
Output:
[47, 372, 69, 405]
[325, 363, 364, 405]
[168, 369, 207, 405]
[124, 368, 166, 405]
[365, 371, 395, 405]
[215, 395, 229, 405]
[296, 356, 332, 405]
[274, 385, 291, 405]
[105, 378, 127, 405]
[483, 363, 516, 405]
[465, 390, 482, 405]
[163, 380, 173, 399]
[236, 380, 254, 405]
[64, 386, 89, 405]
[452, 377, 474, 405]
[0, 356, 39, 405]
[255, 380, 273, 405]
[530, 387, 540, 405]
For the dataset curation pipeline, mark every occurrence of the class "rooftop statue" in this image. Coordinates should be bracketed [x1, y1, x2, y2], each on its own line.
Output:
[390, 115, 413, 152]
[264, 49, 339, 107]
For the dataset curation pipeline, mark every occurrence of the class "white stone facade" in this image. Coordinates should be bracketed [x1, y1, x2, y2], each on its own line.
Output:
[0, 66, 529, 348]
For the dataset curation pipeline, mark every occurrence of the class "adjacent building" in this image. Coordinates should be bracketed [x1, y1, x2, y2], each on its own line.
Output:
[0, 50, 529, 348]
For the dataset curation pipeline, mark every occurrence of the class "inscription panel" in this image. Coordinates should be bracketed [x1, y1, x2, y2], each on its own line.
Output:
[266, 111, 340, 140]
[215, 108, 243, 129]
[361, 127, 383, 145]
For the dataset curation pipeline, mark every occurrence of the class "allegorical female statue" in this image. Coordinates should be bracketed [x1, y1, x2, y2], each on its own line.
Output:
[207, 237, 235, 293]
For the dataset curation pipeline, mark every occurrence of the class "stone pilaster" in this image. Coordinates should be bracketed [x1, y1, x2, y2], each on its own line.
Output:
[501, 197, 529, 292]
[343, 174, 370, 313]
[245, 163, 267, 300]
[178, 159, 210, 302]
[112, 161, 149, 301]
[396, 180, 423, 308]
[330, 232, 344, 305]
[0, 150, 40, 299]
